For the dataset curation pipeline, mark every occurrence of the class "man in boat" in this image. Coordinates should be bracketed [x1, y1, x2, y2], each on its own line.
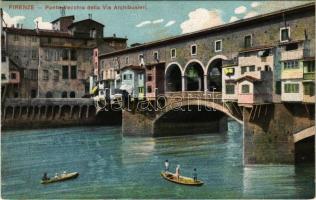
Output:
[193, 168, 197, 182]
[175, 165, 180, 180]
[164, 160, 169, 172]
[42, 172, 49, 181]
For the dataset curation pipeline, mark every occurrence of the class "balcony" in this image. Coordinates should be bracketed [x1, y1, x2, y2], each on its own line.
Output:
[280, 40, 311, 61]
[303, 72, 315, 80]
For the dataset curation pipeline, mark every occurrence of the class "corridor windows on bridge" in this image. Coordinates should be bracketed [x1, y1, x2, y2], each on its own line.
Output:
[166, 64, 182, 92]
[191, 44, 197, 56]
[147, 74, 152, 82]
[42, 70, 49, 81]
[214, 40, 222, 52]
[185, 62, 204, 91]
[225, 84, 235, 94]
[170, 48, 176, 58]
[147, 86, 152, 93]
[241, 84, 250, 94]
[125, 56, 129, 65]
[153, 51, 159, 61]
[62, 65, 69, 79]
[62, 49, 69, 60]
[283, 60, 299, 69]
[53, 70, 59, 81]
[244, 35, 252, 48]
[280, 27, 290, 42]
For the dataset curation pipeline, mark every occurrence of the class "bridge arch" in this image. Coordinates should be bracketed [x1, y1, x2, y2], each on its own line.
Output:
[206, 55, 228, 92]
[165, 62, 183, 92]
[154, 99, 243, 125]
[183, 59, 206, 91]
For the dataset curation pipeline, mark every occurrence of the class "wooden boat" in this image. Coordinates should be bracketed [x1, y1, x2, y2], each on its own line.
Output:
[161, 171, 203, 186]
[41, 172, 79, 184]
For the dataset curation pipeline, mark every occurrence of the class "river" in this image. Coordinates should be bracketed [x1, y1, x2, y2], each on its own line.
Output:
[1, 121, 314, 199]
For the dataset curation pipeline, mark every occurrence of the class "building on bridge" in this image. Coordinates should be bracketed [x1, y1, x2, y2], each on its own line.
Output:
[1, 12, 128, 99]
[99, 3, 315, 105]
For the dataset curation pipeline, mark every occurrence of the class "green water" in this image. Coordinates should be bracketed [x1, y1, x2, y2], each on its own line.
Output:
[1, 121, 314, 199]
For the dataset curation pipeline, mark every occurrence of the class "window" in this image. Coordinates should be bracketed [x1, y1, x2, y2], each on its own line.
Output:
[304, 82, 315, 96]
[61, 91, 67, 98]
[123, 74, 127, 80]
[31, 89, 37, 98]
[171, 48, 176, 58]
[285, 43, 298, 51]
[94, 51, 98, 57]
[280, 27, 290, 42]
[241, 85, 250, 94]
[70, 50, 77, 61]
[241, 66, 247, 74]
[45, 50, 50, 61]
[284, 83, 299, 93]
[191, 44, 197, 55]
[69, 91, 76, 98]
[153, 51, 159, 60]
[70, 65, 77, 79]
[244, 35, 252, 48]
[139, 54, 143, 61]
[1, 74, 6, 80]
[226, 84, 235, 94]
[53, 70, 59, 81]
[138, 87, 144, 93]
[214, 40, 222, 52]
[43, 70, 49, 80]
[32, 49, 37, 59]
[29, 69, 38, 80]
[62, 49, 68, 60]
[54, 51, 59, 61]
[275, 81, 281, 94]
[283, 60, 299, 70]
[46, 92, 53, 98]
[125, 56, 129, 65]
[48, 38, 52, 44]
[249, 66, 255, 72]
[147, 86, 152, 93]
[304, 61, 315, 73]
[62, 65, 69, 79]
[10, 73, 16, 80]
[147, 74, 152, 82]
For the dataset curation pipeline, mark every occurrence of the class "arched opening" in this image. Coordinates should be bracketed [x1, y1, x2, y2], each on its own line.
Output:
[61, 91, 67, 98]
[154, 105, 227, 137]
[31, 89, 37, 98]
[295, 135, 314, 164]
[72, 105, 80, 119]
[165, 64, 182, 92]
[46, 91, 53, 98]
[88, 105, 96, 118]
[60, 105, 71, 119]
[185, 62, 204, 91]
[5, 106, 13, 119]
[70, 91, 76, 98]
[207, 59, 223, 91]
[80, 105, 88, 119]
[52, 106, 60, 119]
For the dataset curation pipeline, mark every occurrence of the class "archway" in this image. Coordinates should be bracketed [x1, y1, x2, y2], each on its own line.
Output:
[295, 135, 314, 163]
[70, 91, 76, 98]
[46, 91, 53, 98]
[61, 91, 67, 98]
[184, 61, 204, 91]
[207, 58, 223, 91]
[165, 63, 182, 92]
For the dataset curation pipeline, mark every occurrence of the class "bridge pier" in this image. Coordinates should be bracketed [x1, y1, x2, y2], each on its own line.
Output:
[243, 103, 314, 165]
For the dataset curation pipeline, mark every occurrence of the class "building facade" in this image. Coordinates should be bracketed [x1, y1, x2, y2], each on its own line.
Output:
[99, 3, 315, 105]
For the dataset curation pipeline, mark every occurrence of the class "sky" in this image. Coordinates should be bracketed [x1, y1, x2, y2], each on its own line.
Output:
[1, 1, 312, 45]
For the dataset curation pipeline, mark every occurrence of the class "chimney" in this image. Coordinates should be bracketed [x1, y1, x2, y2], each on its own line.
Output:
[16, 23, 20, 28]
[88, 14, 92, 19]
[20, 24, 23, 29]
[113, 33, 116, 38]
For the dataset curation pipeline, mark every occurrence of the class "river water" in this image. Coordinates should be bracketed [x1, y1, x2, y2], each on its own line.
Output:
[1, 121, 314, 199]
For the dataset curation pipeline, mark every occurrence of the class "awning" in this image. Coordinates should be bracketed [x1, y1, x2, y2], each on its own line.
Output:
[120, 84, 133, 94]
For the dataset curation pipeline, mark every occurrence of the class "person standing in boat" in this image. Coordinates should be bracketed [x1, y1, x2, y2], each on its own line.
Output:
[42, 172, 49, 181]
[175, 165, 180, 180]
[164, 160, 169, 172]
[193, 168, 197, 182]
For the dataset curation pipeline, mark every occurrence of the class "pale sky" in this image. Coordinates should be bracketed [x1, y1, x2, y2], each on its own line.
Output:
[2, 1, 312, 45]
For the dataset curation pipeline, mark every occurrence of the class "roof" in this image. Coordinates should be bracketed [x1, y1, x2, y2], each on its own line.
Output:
[236, 75, 261, 82]
[239, 45, 275, 53]
[51, 15, 75, 23]
[102, 37, 128, 41]
[68, 19, 104, 29]
[4, 27, 93, 40]
[120, 65, 144, 71]
[99, 2, 315, 58]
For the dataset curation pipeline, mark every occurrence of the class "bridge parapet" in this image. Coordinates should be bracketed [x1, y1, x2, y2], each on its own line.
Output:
[3, 98, 94, 107]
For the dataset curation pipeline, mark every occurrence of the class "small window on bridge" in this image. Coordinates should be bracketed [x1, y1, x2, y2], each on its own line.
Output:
[226, 84, 235, 94]
[191, 44, 197, 55]
[171, 48, 176, 58]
